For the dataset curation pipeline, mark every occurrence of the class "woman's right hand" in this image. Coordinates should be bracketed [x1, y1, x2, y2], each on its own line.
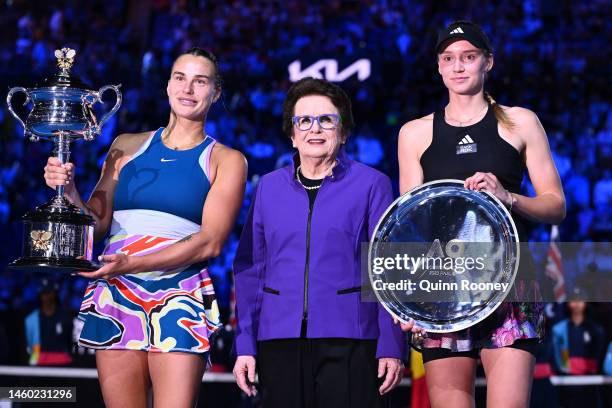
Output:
[233, 355, 258, 397]
[44, 157, 76, 196]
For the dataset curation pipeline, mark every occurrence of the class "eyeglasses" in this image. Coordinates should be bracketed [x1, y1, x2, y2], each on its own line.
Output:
[438, 51, 484, 66]
[292, 114, 341, 131]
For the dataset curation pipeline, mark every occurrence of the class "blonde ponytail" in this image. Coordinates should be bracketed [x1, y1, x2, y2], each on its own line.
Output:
[484, 92, 515, 130]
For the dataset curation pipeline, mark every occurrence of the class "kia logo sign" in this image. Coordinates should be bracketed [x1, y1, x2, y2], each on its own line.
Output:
[288, 59, 371, 82]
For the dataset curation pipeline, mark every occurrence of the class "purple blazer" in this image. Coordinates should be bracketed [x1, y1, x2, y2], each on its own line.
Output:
[233, 151, 405, 359]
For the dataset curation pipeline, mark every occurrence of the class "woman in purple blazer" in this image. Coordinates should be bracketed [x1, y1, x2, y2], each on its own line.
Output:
[232, 78, 405, 407]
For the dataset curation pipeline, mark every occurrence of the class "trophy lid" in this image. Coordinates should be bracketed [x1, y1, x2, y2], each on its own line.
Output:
[36, 48, 92, 90]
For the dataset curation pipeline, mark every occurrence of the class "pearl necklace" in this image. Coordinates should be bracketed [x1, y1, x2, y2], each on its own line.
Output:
[296, 166, 322, 190]
[296, 160, 338, 190]
[444, 104, 488, 127]
[295, 165, 323, 190]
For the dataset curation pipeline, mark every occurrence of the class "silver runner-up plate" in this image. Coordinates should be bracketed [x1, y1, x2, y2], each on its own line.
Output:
[368, 179, 519, 333]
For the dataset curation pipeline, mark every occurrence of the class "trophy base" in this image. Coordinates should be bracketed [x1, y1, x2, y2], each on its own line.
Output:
[13, 195, 97, 274]
[9, 257, 101, 274]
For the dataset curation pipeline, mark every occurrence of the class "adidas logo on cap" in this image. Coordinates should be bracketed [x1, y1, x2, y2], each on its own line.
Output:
[449, 27, 465, 34]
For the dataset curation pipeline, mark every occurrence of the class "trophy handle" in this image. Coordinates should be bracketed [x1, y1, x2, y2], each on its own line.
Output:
[83, 84, 122, 140]
[6, 87, 36, 141]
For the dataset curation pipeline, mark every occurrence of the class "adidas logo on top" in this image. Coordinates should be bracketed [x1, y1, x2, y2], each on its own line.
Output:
[458, 135, 475, 145]
[450, 27, 464, 34]
[456, 134, 477, 154]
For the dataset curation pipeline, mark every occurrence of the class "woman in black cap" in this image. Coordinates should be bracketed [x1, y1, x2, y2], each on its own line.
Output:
[397, 20, 565, 407]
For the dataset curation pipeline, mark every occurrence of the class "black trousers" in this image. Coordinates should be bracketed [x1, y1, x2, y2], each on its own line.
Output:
[257, 338, 389, 408]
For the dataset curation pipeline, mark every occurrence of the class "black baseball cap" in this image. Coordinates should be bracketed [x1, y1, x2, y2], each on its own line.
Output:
[436, 20, 493, 54]
[39, 278, 59, 294]
[568, 287, 587, 301]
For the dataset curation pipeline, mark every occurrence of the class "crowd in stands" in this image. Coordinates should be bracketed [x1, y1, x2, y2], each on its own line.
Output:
[0, 0, 610, 387]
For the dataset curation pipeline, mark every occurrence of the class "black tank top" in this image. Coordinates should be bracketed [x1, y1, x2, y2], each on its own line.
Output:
[421, 105, 524, 193]
[420, 104, 528, 239]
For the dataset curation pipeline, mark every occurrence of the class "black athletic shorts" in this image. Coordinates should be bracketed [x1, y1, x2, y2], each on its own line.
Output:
[421, 339, 539, 364]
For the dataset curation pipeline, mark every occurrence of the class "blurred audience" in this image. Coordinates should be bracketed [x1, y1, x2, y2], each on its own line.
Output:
[24, 279, 73, 366]
[0, 0, 609, 376]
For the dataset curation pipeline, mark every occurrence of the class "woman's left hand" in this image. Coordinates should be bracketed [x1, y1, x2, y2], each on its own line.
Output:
[464, 172, 513, 206]
[76, 253, 132, 280]
[378, 357, 404, 395]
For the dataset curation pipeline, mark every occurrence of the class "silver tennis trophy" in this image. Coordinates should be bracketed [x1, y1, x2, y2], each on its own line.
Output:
[6, 47, 122, 273]
[368, 179, 519, 332]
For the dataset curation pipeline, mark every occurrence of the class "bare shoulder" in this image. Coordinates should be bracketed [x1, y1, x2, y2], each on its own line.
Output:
[499, 105, 546, 145]
[399, 113, 434, 138]
[499, 105, 541, 127]
[398, 113, 434, 157]
[208, 142, 247, 186]
[111, 131, 154, 155]
[102, 131, 155, 176]
[210, 142, 247, 168]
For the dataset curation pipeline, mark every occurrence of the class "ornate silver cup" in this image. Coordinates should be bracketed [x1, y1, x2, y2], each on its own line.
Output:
[6, 48, 122, 273]
[368, 179, 519, 332]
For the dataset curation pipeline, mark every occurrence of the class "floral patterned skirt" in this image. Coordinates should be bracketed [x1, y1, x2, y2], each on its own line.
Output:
[412, 279, 545, 352]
